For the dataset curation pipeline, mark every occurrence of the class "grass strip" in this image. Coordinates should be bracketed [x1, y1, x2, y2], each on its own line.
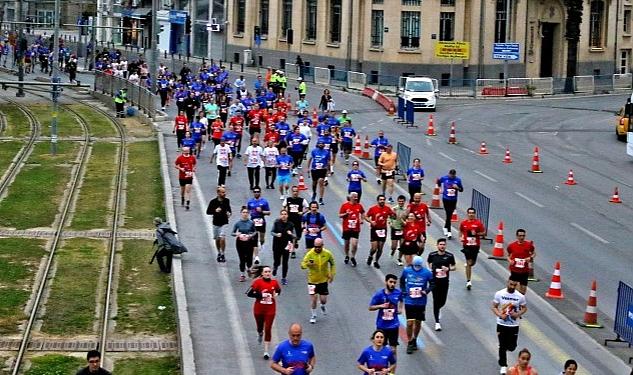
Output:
[0, 141, 79, 229]
[40, 238, 106, 335]
[113, 356, 180, 375]
[124, 141, 164, 229]
[0, 238, 46, 335]
[0, 141, 23, 175]
[116, 240, 176, 334]
[25, 354, 84, 375]
[67, 104, 118, 138]
[70, 142, 118, 230]
[28, 105, 83, 138]
[0, 105, 30, 138]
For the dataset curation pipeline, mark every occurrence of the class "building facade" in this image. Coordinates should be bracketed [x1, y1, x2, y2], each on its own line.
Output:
[224, 0, 633, 80]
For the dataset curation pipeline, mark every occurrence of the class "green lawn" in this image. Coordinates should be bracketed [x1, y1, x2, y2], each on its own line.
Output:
[116, 240, 176, 334]
[0, 238, 46, 334]
[70, 142, 118, 230]
[25, 354, 85, 375]
[28, 105, 84, 138]
[0, 141, 79, 229]
[124, 141, 164, 229]
[40, 239, 106, 335]
[113, 356, 180, 375]
[67, 104, 119, 138]
[0, 141, 23, 176]
[0, 105, 30, 138]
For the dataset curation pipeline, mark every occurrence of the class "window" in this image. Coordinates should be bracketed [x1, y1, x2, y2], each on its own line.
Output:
[306, 0, 318, 40]
[624, 9, 631, 34]
[235, 0, 246, 34]
[441, 0, 455, 6]
[589, 0, 604, 48]
[259, 0, 270, 35]
[439, 12, 454, 41]
[620, 50, 631, 74]
[401, 11, 420, 48]
[371, 10, 384, 47]
[329, 0, 342, 43]
[494, 0, 507, 43]
[402, 0, 421, 5]
[281, 0, 293, 36]
[372, 0, 384, 3]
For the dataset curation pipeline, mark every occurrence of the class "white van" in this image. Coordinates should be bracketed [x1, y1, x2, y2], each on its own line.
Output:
[398, 76, 439, 111]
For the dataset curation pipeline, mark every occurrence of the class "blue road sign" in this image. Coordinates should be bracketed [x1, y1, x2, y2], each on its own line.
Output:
[493, 43, 520, 60]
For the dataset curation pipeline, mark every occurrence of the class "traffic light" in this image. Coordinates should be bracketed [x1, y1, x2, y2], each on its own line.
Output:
[287, 28, 294, 45]
[185, 16, 192, 34]
[254, 26, 261, 38]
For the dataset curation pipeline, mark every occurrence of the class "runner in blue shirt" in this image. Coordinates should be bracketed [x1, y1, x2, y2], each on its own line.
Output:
[437, 169, 464, 238]
[347, 161, 367, 201]
[340, 121, 356, 164]
[400, 256, 434, 354]
[189, 116, 205, 158]
[301, 202, 327, 249]
[406, 158, 425, 200]
[271, 323, 315, 375]
[307, 140, 331, 204]
[357, 330, 397, 375]
[276, 147, 294, 199]
[316, 122, 331, 137]
[371, 130, 390, 183]
[276, 119, 291, 148]
[285, 127, 307, 174]
[222, 129, 239, 160]
[181, 131, 196, 151]
[369, 274, 403, 354]
[247, 188, 271, 264]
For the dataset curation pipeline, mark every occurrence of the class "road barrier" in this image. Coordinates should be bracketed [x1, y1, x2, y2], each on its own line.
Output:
[94, 71, 157, 119]
[396, 142, 411, 183]
[613, 73, 633, 91]
[574, 75, 595, 93]
[404, 101, 415, 127]
[314, 67, 331, 85]
[471, 189, 492, 241]
[604, 281, 633, 363]
[284, 63, 300, 80]
[347, 71, 367, 90]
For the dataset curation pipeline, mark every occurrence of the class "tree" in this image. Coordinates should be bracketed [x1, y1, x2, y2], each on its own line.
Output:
[564, 0, 583, 92]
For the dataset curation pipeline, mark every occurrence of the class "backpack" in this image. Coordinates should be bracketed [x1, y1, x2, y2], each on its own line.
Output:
[155, 223, 188, 254]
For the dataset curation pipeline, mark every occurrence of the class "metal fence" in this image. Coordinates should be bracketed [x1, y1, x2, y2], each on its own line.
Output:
[396, 142, 411, 182]
[314, 67, 331, 85]
[94, 71, 157, 118]
[347, 71, 367, 90]
[471, 189, 491, 241]
[605, 280, 633, 363]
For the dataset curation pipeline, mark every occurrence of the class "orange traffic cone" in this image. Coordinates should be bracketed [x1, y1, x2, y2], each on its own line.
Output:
[529, 146, 543, 173]
[353, 135, 362, 156]
[426, 114, 436, 136]
[361, 136, 371, 159]
[577, 280, 603, 328]
[312, 107, 318, 122]
[564, 169, 577, 185]
[297, 174, 308, 191]
[503, 147, 513, 164]
[430, 180, 442, 209]
[479, 141, 489, 155]
[545, 262, 564, 299]
[451, 212, 459, 222]
[388, 104, 396, 116]
[448, 121, 458, 144]
[609, 187, 622, 203]
[488, 221, 505, 259]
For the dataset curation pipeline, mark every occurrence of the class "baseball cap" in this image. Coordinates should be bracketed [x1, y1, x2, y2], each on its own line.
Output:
[412, 256, 424, 268]
[342, 110, 348, 114]
[297, 77, 303, 81]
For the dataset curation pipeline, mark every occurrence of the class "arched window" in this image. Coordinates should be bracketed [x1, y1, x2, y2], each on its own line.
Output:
[589, 0, 604, 48]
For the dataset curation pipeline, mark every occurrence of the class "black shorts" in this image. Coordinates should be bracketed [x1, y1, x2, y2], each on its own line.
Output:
[305, 237, 316, 250]
[253, 225, 266, 241]
[461, 245, 480, 264]
[391, 228, 403, 241]
[382, 328, 399, 347]
[179, 178, 193, 186]
[342, 142, 353, 153]
[510, 271, 529, 286]
[309, 282, 329, 295]
[405, 304, 426, 321]
[311, 169, 327, 180]
[370, 228, 388, 242]
[342, 230, 359, 240]
[381, 171, 395, 180]
[400, 241, 419, 256]
[330, 143, 339, 153]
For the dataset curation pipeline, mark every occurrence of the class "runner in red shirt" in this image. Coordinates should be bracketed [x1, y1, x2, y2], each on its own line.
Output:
[400, 212, 426, 265]
[173, 110, 189, 148]
[247, 265, 281, 360]
[210, 118, 224, 146]
[506, 229, 535, 294]
[459, 207, 486, 290]
[339, 192, 365, 267]
[406, 192, 431, 252]
[229, 112, 246, 156]
[174, 147, 197, 210]
[248, 104, 262, 138]
[365, 195, 396, 269]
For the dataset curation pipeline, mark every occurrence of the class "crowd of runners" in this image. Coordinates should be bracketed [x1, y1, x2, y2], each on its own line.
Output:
[168, 63, 583, 375]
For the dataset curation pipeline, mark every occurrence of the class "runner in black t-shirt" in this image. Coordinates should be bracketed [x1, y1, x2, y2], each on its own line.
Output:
[426, 238, 456, 331]
[206, 186, 232, 262]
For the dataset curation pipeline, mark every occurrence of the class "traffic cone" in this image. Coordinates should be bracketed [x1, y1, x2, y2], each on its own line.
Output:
[451, 212, 459, 222]
[488, 221, 505, 259]
[529, 146, 543, 173]
[430, 180, 442, 209]
[564, 169, 577, 185]
[297, 174, 308, 191]
[609, 187, 622, 203]
[503, 147, 513, 164]
[479, 141, 489, 155]
[312, 107, 318, 122]
[448, 121, 458, 144]
[361, 136, 371, 159]
[426, 114, 436, 136]
[353, 135, 362, 156]
[577, 280, 604, 328]
[545, 262, 564, 299]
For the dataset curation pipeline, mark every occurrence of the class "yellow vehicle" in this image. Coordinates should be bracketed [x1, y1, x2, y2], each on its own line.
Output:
[616, 94, 633, 142]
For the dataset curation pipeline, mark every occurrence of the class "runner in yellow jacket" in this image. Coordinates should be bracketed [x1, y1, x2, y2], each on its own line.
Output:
[301, 238, 336, 324]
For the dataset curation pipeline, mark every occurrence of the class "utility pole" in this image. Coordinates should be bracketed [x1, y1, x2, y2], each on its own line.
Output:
[51, 0, 61, 155]
[149, 0, 158, 93]
[15, 0, 24, 97]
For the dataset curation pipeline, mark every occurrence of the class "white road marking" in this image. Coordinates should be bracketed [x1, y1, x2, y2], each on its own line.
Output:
[463, 148, 476, 154]
[426, 138, 432, 146]
[473, 170, 498, 182]
[570, 222, 610, 244]
[514, 192, 544, 208]
[439, 152, 456, 162]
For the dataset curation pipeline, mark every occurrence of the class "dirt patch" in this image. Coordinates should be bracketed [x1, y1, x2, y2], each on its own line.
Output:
[120, 118, 154, 138]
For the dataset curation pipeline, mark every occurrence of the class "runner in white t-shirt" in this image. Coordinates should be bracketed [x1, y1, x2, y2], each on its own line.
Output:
[211, 138, 233, 186]
[263, 140, 280, 189]
[491, 277, 528, 375]
[244, 137, 264, 190]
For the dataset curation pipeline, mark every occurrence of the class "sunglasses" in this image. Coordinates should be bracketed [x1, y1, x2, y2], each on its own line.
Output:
[314, 245, 323, 249]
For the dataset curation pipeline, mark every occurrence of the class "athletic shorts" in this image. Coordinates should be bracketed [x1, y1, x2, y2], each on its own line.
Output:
[370, 228, 388, 242]
[405, 304, 426, 321]
[381, 171, 395, 180]
[179, 178, 193, 186]
[253, 224, 266, 240]
[308, 282, 329, 295]
[461, 245, 480, 264]
[305, 237, 316, 250]
[194, 137, 202, 144]
[510, 271, 529, 286]
[213, 225, 226, 239]
[391, 228, 404, 241]
[330, 143, 339, 153]
[399, 241, 419, 256]
[277, 173, 292, 185]
[342, 230, 360, 240]
[342, 142, 353, 153]
[311, 169, 327, 181]
[382, 328, 399, 347]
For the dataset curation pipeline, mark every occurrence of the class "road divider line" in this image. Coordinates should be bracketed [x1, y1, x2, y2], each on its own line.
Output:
[438, 152, 457, 162]
[570, 222, 609, 244]
[514, 192, 544, 208]
[473, 170, 498, 183]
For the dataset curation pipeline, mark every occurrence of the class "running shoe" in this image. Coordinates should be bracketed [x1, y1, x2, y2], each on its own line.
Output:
[376, 178, 381, 184]
[446, 232, 452, 239]
[239, 275, 246, 282]
[411, 340, 418, 351]
[280, 195, 285, 200]
[263, 352, 270, 360]
[406, 341, 415, 354]
[397, 259, 403, 266]
[321, 305, 327, 315]
[435, 322, 442, 331]
[281, 278, 287, 285]
[216, 254, 221, 262]
[500, 366, 507, 375]
[443, 228, 449, 236]
[309, 316, 316, 324]
[373, 262, 381, 269]
[254, 256, 260, 265]
[466, 280, 472, 290]
[272, 268, 277, 277]
[319, 198, 324, 206]
[388, 197, 394, 203]
[181, 197, 185, 206]
[220, 254, 226, 262]
[366, 256, 373, 266]
[290, 252, 296, 259]
[344, 256, 350, 264]
[350, 257, 357, 267]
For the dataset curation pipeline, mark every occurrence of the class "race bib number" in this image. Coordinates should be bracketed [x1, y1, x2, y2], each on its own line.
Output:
[260, 292, 273, 305]
[280, 163, 289, 170]
[382, 308, 395, 321]
[308, 284, 316, 295]
[466, 236, 477, 246]
[435, 268, 447, 278]
[514, 258, 526, 269]
[351, 174, 360, 181]
[446, 188, 456, 197]
[324, 144, 330, 149]
[289, 204, 299, 213]
[194, 128, 201, 133]
[376, 229, 386, 238]
[344, 131, 351, 137]
[395, 230, 403, 236]
[412, 173, 421, 180]
[308, 227, 319, 235]
[253, 218, 264, 227]
[315, 163, 324, 169]
[184, 171, 193, 178]
[384, 170, 393, 176]
[238, 233, 250, 241]
[348, 219, 357, 229]
[409, 287, 423, 298]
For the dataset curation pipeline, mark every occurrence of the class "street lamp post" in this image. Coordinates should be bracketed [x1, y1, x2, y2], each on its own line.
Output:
[51, 0, 61, 155]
